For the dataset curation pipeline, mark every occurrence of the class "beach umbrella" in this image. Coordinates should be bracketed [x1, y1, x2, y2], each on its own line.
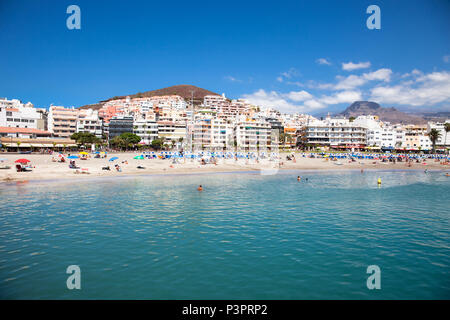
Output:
[15, 159, 30, 164]
[79, 151, 89, 155]
[134, 155, 144, 160]
[67, 155, 79, 159]
[109, 157, 118, 162]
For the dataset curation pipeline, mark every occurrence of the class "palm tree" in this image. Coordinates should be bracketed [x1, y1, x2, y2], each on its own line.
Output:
[428, 129, 441, 154]
[16, 141, 21, 152]
[444, 123, 450, 154]
[279, 133, 287, 148]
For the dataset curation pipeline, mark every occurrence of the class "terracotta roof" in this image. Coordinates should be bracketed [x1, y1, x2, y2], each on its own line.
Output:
[6, 108, 19, 112]
[0, 126, 51, 135]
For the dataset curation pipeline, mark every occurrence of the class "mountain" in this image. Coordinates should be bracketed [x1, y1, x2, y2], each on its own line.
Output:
[79, 85, 221, 110]
[337, 101, 426, 124]
[415, 111, 450, 122]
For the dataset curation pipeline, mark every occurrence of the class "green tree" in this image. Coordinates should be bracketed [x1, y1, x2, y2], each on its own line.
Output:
[151, 138, 164, 150]
[428, 129, 441, 154]
[16, 141, 21, 152]
[119, 132, 141, 150]
[279, 133, 287, 148]
[71, 132, 101, 147]
[110, 136, 125, 150]
[444, 123, 450, 154]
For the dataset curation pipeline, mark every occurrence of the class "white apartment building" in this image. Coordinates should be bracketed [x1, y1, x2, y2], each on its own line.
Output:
[353, 115, 396, 149]
[234, 118, 273, 151]
[157, 121, 187, 143]
[0, 98, 41, 129]
[76, 109, 103, 138]
[190, 118, 233, 151]
[305, 116, 366, 150]
[133, 119, 158, 145]
[203, 94, 227, 110]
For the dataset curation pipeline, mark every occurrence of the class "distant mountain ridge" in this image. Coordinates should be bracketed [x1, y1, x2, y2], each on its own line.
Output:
[337, 101, 427, 124]
[79, 85, 220, 110]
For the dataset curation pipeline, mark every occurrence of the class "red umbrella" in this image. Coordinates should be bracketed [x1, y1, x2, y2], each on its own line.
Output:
[15, 159, 30, 164]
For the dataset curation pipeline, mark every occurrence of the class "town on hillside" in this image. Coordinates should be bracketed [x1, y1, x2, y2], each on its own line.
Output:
[0, 91, 449, 154]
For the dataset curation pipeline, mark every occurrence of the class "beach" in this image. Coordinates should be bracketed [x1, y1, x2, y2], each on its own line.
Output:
[0, 152, 448, 182]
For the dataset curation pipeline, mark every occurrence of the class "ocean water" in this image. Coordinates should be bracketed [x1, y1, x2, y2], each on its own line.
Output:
[0, 170, 449, 299]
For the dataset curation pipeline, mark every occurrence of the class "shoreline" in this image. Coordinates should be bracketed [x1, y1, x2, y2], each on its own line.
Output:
[1, 166, 448, 185]
[1, 152, 448, 184]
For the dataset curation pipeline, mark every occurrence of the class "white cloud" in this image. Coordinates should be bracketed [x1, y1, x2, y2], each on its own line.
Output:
[342, 61, 371, 71]
[283, 90, 313, 102]
[370, 70, 450, 106]
[316, 58, 331, 65]
[224, 76, 242, 82]
[319, 90, 363, 105]
[363, 68, 392, 81]
[241, 89, 305, 113]
[333, 68, 392, 90]
[277, 68, 300, 82]
[334, 75, 367, 90]
[241, 88, 362, 113]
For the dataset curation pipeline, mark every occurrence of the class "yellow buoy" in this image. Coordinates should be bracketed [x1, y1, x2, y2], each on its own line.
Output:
[377, 178, 382, 185]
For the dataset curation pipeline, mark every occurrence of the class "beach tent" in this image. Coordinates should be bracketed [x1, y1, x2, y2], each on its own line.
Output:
[134, 155, 144, 160]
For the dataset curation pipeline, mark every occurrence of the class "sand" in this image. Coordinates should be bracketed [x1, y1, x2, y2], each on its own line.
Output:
[0, 152, 448, 183]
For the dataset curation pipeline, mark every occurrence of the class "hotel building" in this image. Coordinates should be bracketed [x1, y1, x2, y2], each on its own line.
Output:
[0, 98, 42, 129]
[48, 106, 79, 138]
[133, 119, 158, 145]
[305, 116, 367, 150]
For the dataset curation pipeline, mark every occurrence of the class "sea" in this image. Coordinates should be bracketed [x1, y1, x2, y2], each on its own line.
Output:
[0, 169, 449, 299]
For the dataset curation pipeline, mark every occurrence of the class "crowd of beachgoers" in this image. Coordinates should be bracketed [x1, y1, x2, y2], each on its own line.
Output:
[0, 150, 449, 182]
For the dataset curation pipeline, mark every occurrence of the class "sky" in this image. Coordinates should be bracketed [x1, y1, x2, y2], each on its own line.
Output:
[0, 0, 449, 116]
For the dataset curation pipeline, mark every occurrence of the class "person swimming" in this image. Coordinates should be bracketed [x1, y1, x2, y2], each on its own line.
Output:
[197, 185, 203, 191]
[297, 176, 301, 181]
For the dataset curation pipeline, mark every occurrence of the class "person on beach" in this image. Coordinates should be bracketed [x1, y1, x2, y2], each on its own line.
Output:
[197, 185, 203, 191]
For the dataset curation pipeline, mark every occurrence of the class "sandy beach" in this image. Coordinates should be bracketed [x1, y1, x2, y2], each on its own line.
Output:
[0, 152, 448, 183]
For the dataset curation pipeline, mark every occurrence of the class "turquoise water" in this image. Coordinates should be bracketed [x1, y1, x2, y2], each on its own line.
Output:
[0, 170, 449, 299]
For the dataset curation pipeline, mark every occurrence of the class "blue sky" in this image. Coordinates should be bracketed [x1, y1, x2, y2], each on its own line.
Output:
[0, 0, 449, 115]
